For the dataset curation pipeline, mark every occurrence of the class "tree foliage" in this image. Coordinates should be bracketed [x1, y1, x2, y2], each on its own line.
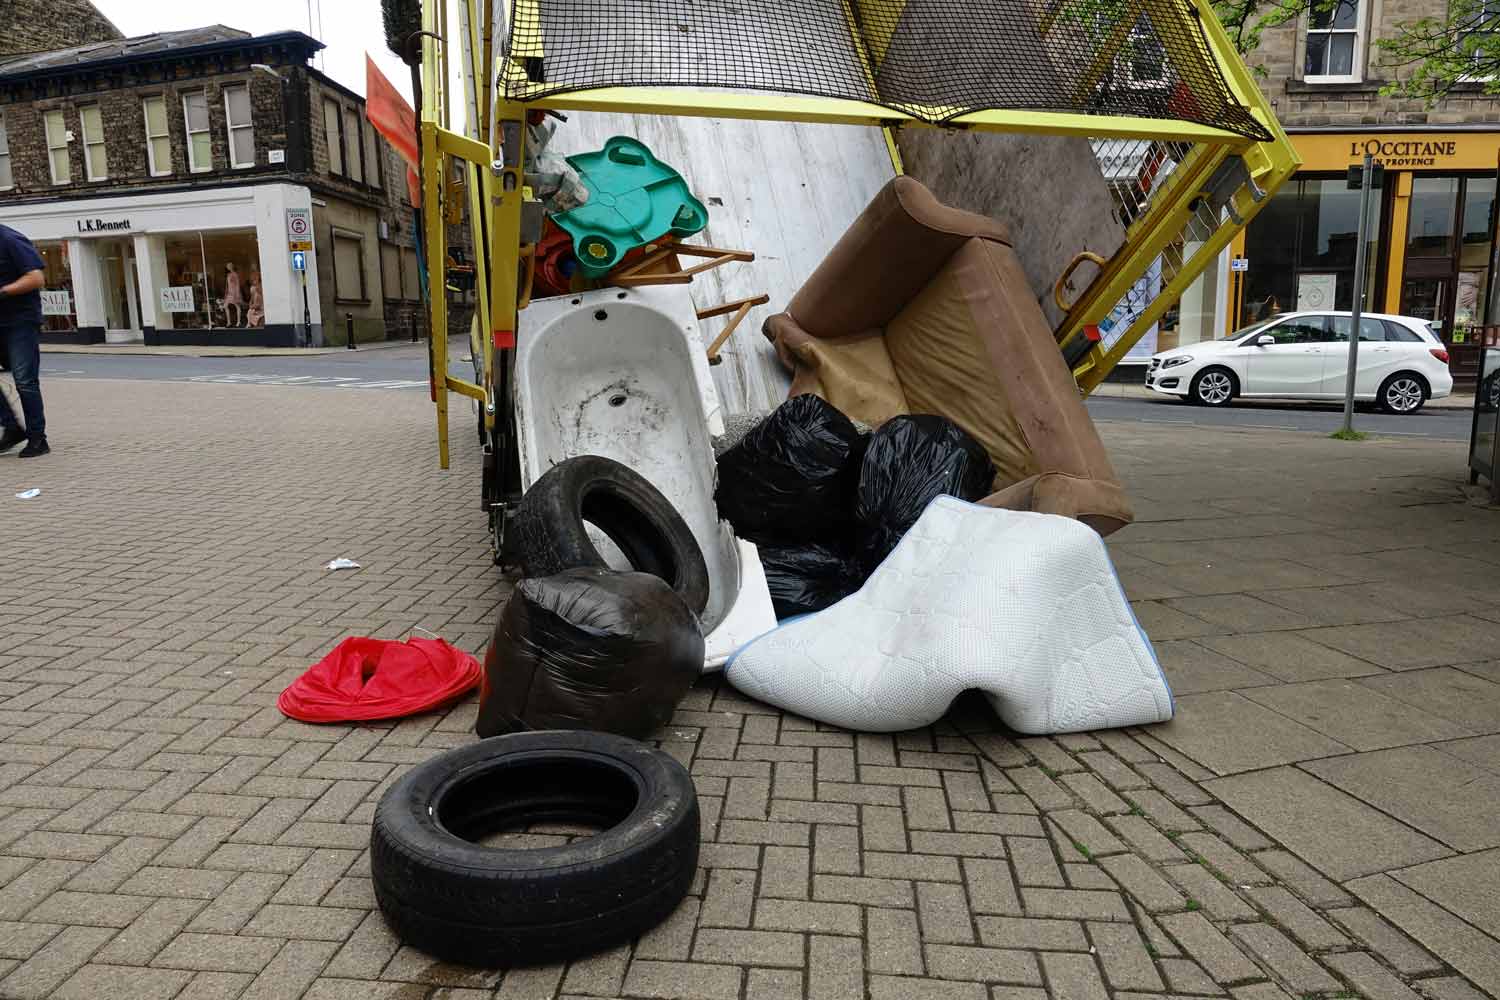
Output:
[1211, 0, 1500, 102]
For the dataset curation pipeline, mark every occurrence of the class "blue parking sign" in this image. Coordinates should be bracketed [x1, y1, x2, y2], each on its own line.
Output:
[291, 251, 306, 271]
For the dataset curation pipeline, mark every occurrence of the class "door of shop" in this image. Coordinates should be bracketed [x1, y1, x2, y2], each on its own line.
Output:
[1400, 176, 1496, 385]
[99, 239, 142, 342]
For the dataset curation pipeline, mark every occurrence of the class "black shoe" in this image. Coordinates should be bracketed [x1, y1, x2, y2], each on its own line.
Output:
[0, 427, 23, 453]
[18, 438, 49, 458]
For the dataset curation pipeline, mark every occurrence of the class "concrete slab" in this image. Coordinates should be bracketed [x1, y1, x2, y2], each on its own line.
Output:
[1253, 586, 1411, 627]
[1358, 668, 1500, 734]
[1239, 680, 1473, 751]
[1305, 746, 1500, 852]
[1296, 618, 1499, 671]
[1128, 602, 1220, 641]
[1151, 641, 1278, 696]
[1347, 875, 1500, 999]
[1150, 559, 1355, 597]
[1393, 850, 1500, 940]
[1149, 693, 1351, 776]
[1195, 632, 1386, 683]
[1204, 767, 1451, 881]
[1434, 734, 1500, 775]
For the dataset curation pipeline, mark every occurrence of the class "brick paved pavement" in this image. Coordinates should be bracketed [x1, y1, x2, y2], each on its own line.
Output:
[0, 378, 1497, 999]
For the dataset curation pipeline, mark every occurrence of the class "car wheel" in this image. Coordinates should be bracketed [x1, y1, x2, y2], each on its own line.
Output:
[514, 455, 711, 617]
[1378, 373, 1427, 414]
[371, 731, 700, 967]
[1189, 367, 1237, 407]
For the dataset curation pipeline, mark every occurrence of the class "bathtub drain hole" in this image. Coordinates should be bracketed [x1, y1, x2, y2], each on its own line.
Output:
[608, 393, 628, 407]
[594, 309, 608, 321]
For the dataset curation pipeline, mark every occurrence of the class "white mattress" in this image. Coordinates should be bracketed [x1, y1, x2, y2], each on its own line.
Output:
[725, 497, 1173, 735]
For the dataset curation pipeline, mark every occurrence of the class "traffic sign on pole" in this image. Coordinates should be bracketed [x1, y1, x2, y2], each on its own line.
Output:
[291, 251, 306, 272]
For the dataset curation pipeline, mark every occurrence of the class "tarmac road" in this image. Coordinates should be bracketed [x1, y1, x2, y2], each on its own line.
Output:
[26, 347, 1477, 440]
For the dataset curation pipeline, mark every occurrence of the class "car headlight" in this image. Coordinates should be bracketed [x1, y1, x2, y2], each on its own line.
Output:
[1163, 355, 1193, 368]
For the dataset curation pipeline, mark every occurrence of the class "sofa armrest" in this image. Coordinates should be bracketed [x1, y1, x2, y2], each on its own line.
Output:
[981, 472, 1133, 537]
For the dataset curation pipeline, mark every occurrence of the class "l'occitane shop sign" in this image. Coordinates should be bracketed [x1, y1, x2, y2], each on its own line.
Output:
[1292, 131, 1500, 171]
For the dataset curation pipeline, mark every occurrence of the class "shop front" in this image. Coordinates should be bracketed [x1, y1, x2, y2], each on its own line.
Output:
[1229, 129, 1500, 384]
[1, 184, 324, 347]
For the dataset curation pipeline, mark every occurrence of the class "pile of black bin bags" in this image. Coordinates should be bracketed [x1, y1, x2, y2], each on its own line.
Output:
[715, 395, 995, 620]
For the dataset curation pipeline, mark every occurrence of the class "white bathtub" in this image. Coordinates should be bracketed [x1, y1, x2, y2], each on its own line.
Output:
[515, 284, 777, 669]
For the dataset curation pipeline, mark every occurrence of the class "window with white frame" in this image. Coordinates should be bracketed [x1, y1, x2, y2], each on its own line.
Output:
[44, 110, 70, 184]
[80, 106, 107, 180]
[183, 92, 212, 172]
[324, 99, 344, 175]
[0, 114, 12, 190]
[1305, 0, 1363, 81]
[224, 85, 254, 168]
[1458, 0, 1500, 78]
[1122, 21, 1167, 88]
[343, 106, 363, 183]
[143, 96, 171, 176]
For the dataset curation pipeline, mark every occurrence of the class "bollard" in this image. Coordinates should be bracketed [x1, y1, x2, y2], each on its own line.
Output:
[346, 313, 356, 350]
[410, 313, 419, 343]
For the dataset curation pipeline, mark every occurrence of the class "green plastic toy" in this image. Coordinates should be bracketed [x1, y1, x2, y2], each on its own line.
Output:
[551, 136, 709, 279]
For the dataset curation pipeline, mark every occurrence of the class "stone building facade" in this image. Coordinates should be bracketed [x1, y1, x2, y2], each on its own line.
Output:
[0, 0, 122, 60]
[0, 23, 422, 346]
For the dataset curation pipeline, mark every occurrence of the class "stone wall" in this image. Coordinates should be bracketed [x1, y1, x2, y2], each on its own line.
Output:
[1244, 0, 1500, 127]
[0, 0, 121, 58]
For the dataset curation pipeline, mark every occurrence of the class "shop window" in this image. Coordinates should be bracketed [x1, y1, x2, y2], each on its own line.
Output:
[1457, 178, 1496, 335]
[344, 107, 364, 183]
[143, 97, 171, 176]
[1305, 0, 1362, 82]
[80, 106, 107, 181]
[36, 241, 75, 333]
[324, 99, 344, 176]
[381, 243, 401, 299]
[183, 92, 212, 172]
[0, 113, 11, 190]
[366, 126, 382, 189]
[402, 246, 421, 301]
[224, 85, 255, 169]
[333, 230, 366, 301]
[1408, 177, 1459, 258]
[44, 110, 70, 185]
[162, 229, 262, 330]
[1241, 176, 1379, 326]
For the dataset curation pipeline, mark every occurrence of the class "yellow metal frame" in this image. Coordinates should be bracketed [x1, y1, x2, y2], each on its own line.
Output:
[420, 0, 1300, 467]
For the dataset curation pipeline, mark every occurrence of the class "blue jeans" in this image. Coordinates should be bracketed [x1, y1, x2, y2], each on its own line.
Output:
[0, 320, 45, 440]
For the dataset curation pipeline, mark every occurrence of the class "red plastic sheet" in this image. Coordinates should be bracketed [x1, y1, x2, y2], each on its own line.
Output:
[278, 636, 482, 723]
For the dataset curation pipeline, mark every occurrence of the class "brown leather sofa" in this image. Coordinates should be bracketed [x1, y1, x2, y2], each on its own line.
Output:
[763, 176, 1132, 536]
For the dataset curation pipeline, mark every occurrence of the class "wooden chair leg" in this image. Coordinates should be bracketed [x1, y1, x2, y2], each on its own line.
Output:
[701, 294, 770, 365]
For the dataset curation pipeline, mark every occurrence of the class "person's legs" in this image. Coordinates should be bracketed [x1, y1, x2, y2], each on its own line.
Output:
[0, 324, 23, 443]
[5, 320, 45, 442]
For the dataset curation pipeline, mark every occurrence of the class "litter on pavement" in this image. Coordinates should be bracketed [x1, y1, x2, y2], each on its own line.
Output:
[278, 635, 481, 723]
[14, 488, 40, 499]
[324, 557, 361, 571]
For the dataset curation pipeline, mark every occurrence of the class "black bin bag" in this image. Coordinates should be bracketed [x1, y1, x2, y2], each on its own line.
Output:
[714, 394, 865, 547]
[759, 543, 865, 620]
[477, 568, 704, 740]
[854, 414, 995, 572]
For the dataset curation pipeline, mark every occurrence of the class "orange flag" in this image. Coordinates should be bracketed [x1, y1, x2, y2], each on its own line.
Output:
[365, 54, 422, 207]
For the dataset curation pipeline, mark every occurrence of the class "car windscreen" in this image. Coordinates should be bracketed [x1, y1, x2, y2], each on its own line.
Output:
[1218, 319, 1274, 343]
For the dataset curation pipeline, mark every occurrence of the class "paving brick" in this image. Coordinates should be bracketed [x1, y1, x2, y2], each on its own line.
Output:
[773, 762, 814, 801]
[1106, 815, 1189, 863]
[1251, 849, 1354, 908]
[498, 966, 567, 1000]
[944, 770, 991, 813]
[952, 812, 1045, 837]
[1038, 951, 1109, 1000]
[1006, 767, 1074, 811]
[807, 935, 862, 1000]
[746, 967, 803, 1000]
[755, 898, 861, 935]
[760, 845, 809, 900]
[813, 821, 860, 874]
[1328, 906, 1443, 975]
[117, 865, 236, 899]
[1228, 923, 1341, 992]
[814, 873, 912, 906]
[52, 964, 195, 1000]
[323, 910, 400, 980]
[694, 928, 805, 968]
[1088, 921, 1165, 991]
[1099, 854, 1184, 913]
[976, 916, 1090, 951]
[1243, 886, 1347, 950]
[1323, 950, 1423, 1000]
[1060, 773, 1130, 814]
[1157, 912, 1262, 984]
[917, 880, 976, 944]
[1017, 738, 1081, 774]
[237, 940, 339, 1000]
[869, 975, 986, 1000]
[240, 902, 363, 941]
[1049, 811, 1127, 857]
[1125, 789, 1199, 832]
[1191, 805, 1273, 851]
[924, 944, 1041, 985]
[910, 831, 1007, 859]
[1160, 957, 1226, 995]
[863, 852, 962, 882]
[1063, 863, 1115, 891]
[1020, 888, 1130, 922]
[1135, 763, 1215, 806]
[0, 859, 86, 919]
[867, 908, 923, 975]
[1008, 837, 1065, 888]
[699, 868, 755, 928]
[0, 925, 116, 999]
[1179, 833, 1267, 885]
[904, 785, 952, 830]
[96, 896, 206, 966]
[860, 805, 908, 853]
[1164, 863, 1257, 920]
[634, 898, 700, 960]
[963, 857, 1022, 915]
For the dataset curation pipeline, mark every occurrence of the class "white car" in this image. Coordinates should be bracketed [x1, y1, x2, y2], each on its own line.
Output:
[1145, 310, 1454, 414]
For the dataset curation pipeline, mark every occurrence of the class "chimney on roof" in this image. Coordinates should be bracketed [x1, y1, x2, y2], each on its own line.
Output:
[0, 0, 125, 59]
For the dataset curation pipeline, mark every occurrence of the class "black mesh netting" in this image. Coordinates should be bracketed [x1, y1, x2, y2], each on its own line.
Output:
[502, 0, 1271, 140]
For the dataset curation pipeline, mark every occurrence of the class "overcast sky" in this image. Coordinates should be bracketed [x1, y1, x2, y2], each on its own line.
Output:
[93, 0, 420, 103]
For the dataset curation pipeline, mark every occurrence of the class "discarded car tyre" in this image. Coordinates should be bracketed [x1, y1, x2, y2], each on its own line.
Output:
[514, 455, 711, 617]
[371, 730, 700, 967]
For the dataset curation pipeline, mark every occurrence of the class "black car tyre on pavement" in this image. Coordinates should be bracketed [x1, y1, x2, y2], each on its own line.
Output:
[371, 731, 700, 967]
[1378, 372, 1428, 414]
[514, 455, 710, 617]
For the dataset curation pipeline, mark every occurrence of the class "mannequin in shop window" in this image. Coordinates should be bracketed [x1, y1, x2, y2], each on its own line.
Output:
[224, 262, 244, 326]
[246, 271, 265, 328]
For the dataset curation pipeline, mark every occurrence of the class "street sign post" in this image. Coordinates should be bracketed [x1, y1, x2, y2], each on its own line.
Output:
[291, 251, 306, 271]
[1341, 153, 1375, 437]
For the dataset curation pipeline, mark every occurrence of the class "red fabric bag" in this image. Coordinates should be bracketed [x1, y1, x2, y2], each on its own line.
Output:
[278, 636, 482, 723]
